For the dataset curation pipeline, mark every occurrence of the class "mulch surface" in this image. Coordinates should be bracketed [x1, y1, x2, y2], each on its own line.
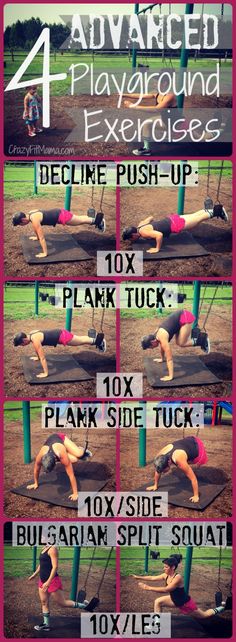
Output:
[120, 306, 232, 398]
[120, 176, 232, 277]
[120, 425, 232, 519]
[4, 188, 116, 278]
[4, 310, 116, 398]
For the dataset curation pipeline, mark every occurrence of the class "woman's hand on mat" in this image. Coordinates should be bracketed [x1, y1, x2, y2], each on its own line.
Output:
[153, 358, 163, 363]
[189, 495, 200, 503]
[36, 372, 48, 379]
[29, 236, 38, 241]
[69, 492, 79, 501]
[160, 375, 173, 381]
[30, 356, 39, 361]
[146, 248, 159, 254]
[27, 483, 39, 490]
[36, 252, 47, 258]
[146, 484, 158, 491]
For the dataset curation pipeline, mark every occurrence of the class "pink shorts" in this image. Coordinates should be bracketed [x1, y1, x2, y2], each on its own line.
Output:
[38, 575, 63, 593]
[58, 329, 74, 346]
[57, 432, 66, 442]
[179, 310, 196, 326]
[58, 209, 73, 225]
[192, 437, 208, 466]
[169, 214, 186, 234]
[179, 597, 198, 614]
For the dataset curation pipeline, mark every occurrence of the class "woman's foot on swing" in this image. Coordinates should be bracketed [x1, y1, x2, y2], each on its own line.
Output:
[213, 603, 226, 615]
[94, 332, 106, 353]
[196, 331, 210, 354]
[207, 204, 228, 222]
[94, 212, 106, 232]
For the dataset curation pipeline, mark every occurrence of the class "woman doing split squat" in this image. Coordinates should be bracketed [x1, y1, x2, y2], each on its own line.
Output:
[133, 554, 226, 618]
[13, 328, 106, 378]
[27, 433, 92, 501]
[12, 208, 106, 258]
[123, 207, 228, 254]
[147, 435, 208, 503]
[28, 545, 88, 632]
[141, 309, 209, 382]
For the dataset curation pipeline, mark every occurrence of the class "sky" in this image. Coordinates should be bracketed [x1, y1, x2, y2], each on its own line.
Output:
[4, 3, 232, 27]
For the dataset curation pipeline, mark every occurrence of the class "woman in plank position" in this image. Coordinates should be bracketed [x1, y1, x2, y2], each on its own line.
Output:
[123, 207, 228, 254]
[141, 309, 210, 382]
[146, 435, 208, 503]
[28, 544, 90, 632]
[12, 208, 106, 258]
[133, 554, 226, 618]
[13, 328, 106, 378]
[26, 432, 92, 502]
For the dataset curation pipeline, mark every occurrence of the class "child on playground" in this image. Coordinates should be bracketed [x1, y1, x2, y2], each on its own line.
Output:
[23, 86, 42, 137]
[133, 554, 226, 619]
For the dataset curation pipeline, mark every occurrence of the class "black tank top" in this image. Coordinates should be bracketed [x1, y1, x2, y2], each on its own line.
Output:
[167, 436, 199, 464]
[165, 575, 190, 607]
[138, 217, 171, 238]
[30, 329, 61, 347]
[159, 310, 183, 340]
[39, 546, 58, 582]
[41, 209, 61, 226]
[44, 433, 65, 461]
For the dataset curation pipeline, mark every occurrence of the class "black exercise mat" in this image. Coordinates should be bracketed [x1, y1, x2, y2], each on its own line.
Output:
[144, 355, 222, 388]
[22, 233, 92, 264]
[132, 231, 209, 260]
[22, 354, 93, 384]
[137, 466, 228, 511]
[12, 461, 109, 509]
[29, 615, 81, 638]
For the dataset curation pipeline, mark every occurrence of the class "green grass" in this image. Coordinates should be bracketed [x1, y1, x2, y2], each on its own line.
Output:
[4, 545, 116, 577]
[120, 284, 232, 318]
[120, 547, 232, 576]
[4, 401, 42, 422]
[4, 285, 66, 320]
[4, 51, 232, 96]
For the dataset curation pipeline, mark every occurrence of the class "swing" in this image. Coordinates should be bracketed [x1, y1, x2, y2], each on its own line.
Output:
[215, 548, 232, 609]
[87, 185, 96, 218]
[88, 308, 105, 340]
[84, 547, 114, 611]
[77, 547, 97, 602]
[204, 161, 225, 215]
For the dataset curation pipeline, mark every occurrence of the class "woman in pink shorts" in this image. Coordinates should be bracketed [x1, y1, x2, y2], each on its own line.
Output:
[146, 434, 208, 504]
[26, 432, 92, 502]
[13, 328, 106, 378]
[28, 545, 89, 632]
[122, 205, 228, 254]
[12, 207, 106, 259]
[141, 309, 210, 383]
[133, 555, 225, 619]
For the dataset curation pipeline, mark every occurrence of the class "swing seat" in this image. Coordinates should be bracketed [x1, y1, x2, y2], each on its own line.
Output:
[84, 596, 100, 612]
[88, 328, 96, 339]
[225, 595, 232, 610]
[77, 588, 86, 603]
[204, 197, 214, 210]
[215, 590, 223, 607]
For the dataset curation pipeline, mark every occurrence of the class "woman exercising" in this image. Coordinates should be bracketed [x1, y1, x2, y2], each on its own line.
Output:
[146, 435, 208, 503]
[13, 328, 106, 378]
[28, 544, 89, 632]
[123, 71, 177, 156]
[12, 208, 106, 258]
[26, 433, 92, 502]
[123, 207, 228, 254]
[141, 309, 210, 382]
[133, 554, 226, 618]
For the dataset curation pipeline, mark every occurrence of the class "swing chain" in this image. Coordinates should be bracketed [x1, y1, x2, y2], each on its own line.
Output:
[202, 285, 219, 331]
[95, 547, 114, 597]
[217, 546, 222, 590]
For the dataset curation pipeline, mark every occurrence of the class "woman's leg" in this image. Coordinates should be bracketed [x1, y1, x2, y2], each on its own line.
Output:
[154, 595, 175, 613]
[191, 606, 225, 619]
[68, 334, 94, 347]
[175, 323, 193, 347]
[180, 210, 211, 230]
[63, 436, 85, 458]
[38, 587, 50, 614]
[67, 214, 94, 226]
[51, 589, 77, 608]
